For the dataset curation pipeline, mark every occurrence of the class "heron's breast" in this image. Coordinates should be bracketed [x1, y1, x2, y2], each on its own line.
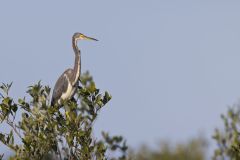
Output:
[60, 77, 73, 101]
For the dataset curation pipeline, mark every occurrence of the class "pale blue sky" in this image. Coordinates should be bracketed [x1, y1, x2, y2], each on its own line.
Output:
[1, 0, 240, 155]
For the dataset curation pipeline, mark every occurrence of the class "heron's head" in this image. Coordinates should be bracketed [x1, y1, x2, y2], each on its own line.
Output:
[73, 32, 98, 42]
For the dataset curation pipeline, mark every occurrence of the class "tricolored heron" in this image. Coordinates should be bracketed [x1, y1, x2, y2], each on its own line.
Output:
[51, 33, 98, 106]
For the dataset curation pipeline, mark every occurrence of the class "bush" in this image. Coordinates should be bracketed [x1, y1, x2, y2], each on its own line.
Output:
[212, 104, 240, 160]
[0, 72, 127, 160]
[128, 137, 207, 160]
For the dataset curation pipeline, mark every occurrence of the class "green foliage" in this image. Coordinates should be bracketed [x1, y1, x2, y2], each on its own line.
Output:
[212, 105, 240, 160]
[5, 70, 240, 160]
[0, 72, 127, 160]
[128, 138, 207, 160]
[102, 132, 128, 160]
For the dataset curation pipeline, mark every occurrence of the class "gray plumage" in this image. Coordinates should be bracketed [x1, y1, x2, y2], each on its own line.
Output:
[51, 69, 75, 106]
[51, 33, 97, 106]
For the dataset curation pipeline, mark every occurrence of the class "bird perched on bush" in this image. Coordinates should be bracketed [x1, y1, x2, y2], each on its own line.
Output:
[51, 33, 98, 106]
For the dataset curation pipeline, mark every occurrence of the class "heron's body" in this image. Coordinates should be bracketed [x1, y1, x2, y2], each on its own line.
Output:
[51, 33, 97, 106]
[51, 69, 78, 105]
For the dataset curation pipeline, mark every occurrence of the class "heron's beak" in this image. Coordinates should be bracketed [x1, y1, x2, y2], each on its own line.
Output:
[82, 35, 98, 41]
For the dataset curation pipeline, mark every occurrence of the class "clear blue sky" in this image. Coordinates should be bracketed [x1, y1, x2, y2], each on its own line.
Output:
[1, 0, 240, 154]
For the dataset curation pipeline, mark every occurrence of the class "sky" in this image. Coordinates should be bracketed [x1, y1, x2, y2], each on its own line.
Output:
[1, 0, 240, 155]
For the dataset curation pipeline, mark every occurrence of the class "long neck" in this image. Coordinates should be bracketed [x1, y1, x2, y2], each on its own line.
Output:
[72, 38, 81, 85]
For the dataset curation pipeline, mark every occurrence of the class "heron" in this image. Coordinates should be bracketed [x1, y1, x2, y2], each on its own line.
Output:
[51, 32, 98, 106]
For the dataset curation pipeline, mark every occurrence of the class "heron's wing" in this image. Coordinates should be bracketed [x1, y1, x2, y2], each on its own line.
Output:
[51, 73, 69, 105]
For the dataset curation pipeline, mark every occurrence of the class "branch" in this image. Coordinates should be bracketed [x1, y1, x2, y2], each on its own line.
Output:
[7, 120, 22, 139]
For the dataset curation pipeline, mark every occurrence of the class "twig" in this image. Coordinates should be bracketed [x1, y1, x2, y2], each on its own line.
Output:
[7, 120, 22, 139]
[46, 112, 63, 160]
[56, 136, 63, 160]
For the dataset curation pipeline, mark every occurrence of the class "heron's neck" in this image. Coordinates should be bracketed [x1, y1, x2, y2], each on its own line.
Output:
[72, 39, 81, 85]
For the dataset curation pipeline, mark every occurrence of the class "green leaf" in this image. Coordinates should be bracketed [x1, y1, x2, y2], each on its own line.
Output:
[3, 97, 11, 105]
[102, 91, 112, 105]
[0, 133, 5, 143]
[88, 81, 96, 93]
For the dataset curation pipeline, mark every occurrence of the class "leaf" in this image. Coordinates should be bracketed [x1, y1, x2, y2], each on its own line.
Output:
[88, 81, 96, 93]
[12, 104, 18, 113]
[0, 82, 12, 95]
[0, 133, 5, 143]
[102, 91, 112, 105]
[3, 97, 11, 106]
[9, 130, 14, 145]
